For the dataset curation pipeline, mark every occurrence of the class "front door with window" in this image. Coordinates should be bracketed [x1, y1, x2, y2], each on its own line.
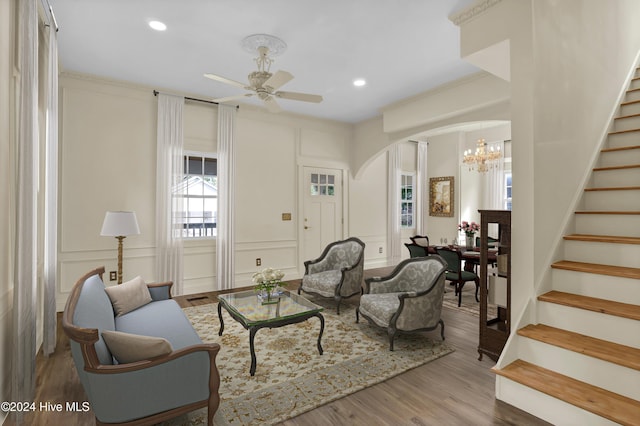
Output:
[302, 167, 343, 263]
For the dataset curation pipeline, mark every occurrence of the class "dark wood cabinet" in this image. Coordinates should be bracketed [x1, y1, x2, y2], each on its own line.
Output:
[477, 209, 511, 362]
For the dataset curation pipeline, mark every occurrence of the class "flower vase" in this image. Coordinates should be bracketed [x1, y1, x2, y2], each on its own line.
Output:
[465, 235, 474, 250]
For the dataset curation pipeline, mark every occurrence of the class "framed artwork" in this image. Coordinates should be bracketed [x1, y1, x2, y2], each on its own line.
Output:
[429, 176, 454, 217]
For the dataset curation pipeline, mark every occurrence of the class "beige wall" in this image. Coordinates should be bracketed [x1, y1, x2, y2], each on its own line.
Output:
[56, 74, 354, 309]
[0, 0, 14, 416]
[458, 0, 640, 321]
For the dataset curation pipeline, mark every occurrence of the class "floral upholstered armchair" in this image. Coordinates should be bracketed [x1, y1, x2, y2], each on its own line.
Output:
[298, 237, 365, 314]
[356, 256, 447, 351]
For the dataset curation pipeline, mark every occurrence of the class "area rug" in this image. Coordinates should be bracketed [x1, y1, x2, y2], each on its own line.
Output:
[162, 298, 454, 426]
[442, 286, 497, 318]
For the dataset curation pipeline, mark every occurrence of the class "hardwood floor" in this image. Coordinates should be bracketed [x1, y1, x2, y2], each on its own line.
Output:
[13, 270, 549, 425]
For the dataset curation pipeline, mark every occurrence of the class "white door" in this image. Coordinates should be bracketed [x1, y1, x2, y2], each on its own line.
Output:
[302, 167, 343, 262]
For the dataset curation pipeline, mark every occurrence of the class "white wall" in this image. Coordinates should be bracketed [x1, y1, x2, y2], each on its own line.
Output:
[424, 132, 462, 245]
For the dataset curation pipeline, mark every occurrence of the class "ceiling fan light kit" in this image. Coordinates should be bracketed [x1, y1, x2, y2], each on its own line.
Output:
[204, 33, 322, 112]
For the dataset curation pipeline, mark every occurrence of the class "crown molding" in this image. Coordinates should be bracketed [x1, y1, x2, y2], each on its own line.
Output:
[449, 0, 503, 26]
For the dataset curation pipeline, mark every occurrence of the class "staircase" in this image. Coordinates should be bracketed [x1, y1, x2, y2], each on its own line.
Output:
[493, 69, 640, 425]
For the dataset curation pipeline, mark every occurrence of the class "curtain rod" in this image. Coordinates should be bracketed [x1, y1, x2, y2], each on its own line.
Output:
[40, 0, 59, 32]
[153, 90, 220, 106]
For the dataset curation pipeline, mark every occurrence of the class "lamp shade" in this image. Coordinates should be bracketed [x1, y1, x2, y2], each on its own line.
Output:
[100, 211, 140, 237]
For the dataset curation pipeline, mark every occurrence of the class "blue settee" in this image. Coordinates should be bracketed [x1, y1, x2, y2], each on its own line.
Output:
[62, 267, 221, 425]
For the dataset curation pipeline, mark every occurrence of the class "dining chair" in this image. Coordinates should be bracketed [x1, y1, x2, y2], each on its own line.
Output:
[410, 235, 430, 247]
[435, 247, 479, 307]
[404, 242, 429, 258]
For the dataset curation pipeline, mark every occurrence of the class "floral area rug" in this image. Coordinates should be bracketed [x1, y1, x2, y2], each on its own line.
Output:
[442, 285, 497, 318]
[162, 296, 454, 426]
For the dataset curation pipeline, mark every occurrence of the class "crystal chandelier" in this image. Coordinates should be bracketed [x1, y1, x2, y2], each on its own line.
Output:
[463, 138, 502, 172]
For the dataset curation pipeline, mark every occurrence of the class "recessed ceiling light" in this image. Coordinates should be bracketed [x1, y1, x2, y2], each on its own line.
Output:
[149, 21, 167, 31]
[353, 78, 366, 87]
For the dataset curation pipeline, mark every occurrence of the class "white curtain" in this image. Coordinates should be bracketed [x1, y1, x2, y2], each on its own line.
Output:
[12, 0, 38, 407]
[156, 94, 184, 295]
[483, 140, 505, 239]
[483, 140, 505, 210]
[387, 144, 402, 264]
[216, 105, 236, 290]
[415, 141, 428, 236]
[43, 21, 59, 357]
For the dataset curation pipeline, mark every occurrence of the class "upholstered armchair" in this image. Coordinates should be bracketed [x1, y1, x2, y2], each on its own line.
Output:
[298, 237, 365, 314]
[356, 256, 447, 351]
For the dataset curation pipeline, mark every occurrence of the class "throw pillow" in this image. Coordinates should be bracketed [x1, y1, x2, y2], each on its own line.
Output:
[101, 330, 173, 364]
[104, 276, 152, 317]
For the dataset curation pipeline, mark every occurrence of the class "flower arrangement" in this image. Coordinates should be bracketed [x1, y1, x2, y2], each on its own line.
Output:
[458, 221, 479, 236]
[252, 267, 286, 297]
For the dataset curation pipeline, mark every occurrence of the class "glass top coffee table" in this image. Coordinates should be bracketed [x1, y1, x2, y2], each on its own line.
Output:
[217, 289, 324, 376]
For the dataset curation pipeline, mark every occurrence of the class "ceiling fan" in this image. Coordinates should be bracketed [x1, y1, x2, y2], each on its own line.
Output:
[204, 34, 323, 113]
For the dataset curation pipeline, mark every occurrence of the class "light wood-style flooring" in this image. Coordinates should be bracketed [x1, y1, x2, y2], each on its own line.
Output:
[11, 268, 550, 425]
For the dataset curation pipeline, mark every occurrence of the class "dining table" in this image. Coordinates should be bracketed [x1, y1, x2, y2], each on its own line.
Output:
[427, 245, 498, 272]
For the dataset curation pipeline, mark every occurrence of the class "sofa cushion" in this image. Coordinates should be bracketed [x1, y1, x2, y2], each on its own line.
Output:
[104, 276, 152, 317]
[115, 299, 202, 350]
[101, 330, 173, 364]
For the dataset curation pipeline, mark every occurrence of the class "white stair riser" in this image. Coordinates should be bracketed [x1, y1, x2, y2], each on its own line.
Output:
[517, 338, 640, 400]
[607, 129, 640, 148]
[625, 89, 640, 103]
[598, 148, 640, 167]
[591, 167, 640, 187]
[613, 114, 640, 132]
[496, 376, 620, 426]
[562, 240, 640, 269]
[631, 78, 640, 90]
[575, 213, 640, 237]
[552, 271, 640, 305]
[582, 189, 640, 211]
[537, 302, 640, 348]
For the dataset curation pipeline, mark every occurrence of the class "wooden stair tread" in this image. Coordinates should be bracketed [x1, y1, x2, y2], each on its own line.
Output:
[538, 290, 640, 321]
[609, 127, 640, 134]
[518, 324, 640, 371]
[551, 260, 640, 279]
[593, 163, 640, 171]
[620, 99, 640, 107]
[575, 210, 640, 215]
[601, 145, 640, 153]
[615, 112, 640, 120]
[494, 359, 640, 426]
[564, 234, 640, 245]
[584, 186, 640, 191]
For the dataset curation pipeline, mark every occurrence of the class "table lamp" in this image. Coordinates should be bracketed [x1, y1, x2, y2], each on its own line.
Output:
[100, 211, 140, 284]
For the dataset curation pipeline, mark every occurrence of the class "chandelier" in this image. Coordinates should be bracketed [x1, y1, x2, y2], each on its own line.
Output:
[463, 138, 502, 172]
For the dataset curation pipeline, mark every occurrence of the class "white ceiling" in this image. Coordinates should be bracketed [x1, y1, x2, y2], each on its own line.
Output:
[49, 0, 480, 124]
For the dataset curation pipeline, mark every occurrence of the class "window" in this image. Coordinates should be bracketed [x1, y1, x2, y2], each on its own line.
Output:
[310, 173, 335, 196]
[504, 172, 512, 210]
[400, 173, 414, 228]
[176, 154, 217, 238]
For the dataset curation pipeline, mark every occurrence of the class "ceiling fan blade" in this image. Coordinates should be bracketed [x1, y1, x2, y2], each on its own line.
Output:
[263, 96, 282, 113]
[275, 91, 323, 103]
[212, 93, 254, 103]
[204, 73, 248, 89]
[263, 70, 294, 92]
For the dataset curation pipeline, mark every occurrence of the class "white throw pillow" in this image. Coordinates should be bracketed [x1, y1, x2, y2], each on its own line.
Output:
[101, 330, 173, 364]
[104, 276, 152, 317]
